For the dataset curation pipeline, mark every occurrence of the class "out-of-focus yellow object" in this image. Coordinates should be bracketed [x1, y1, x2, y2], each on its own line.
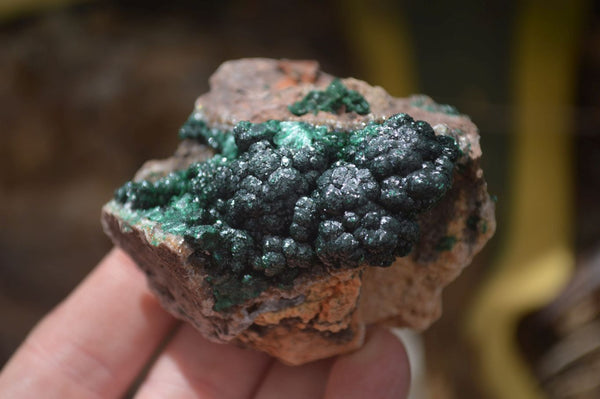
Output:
[466, 1, 587, 398]
[0, 0, 87, 22]
[339, 0, 416, 97]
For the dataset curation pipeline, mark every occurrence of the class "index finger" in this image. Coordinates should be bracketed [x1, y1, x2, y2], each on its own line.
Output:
[0, 248, 177, 399]
[324, 327, 411, 399]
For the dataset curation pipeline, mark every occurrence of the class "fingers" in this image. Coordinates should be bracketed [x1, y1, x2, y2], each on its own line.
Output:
[253, 327, 409, 399]
[253, 358, 334, 399]
[134, 323, 273, 399]
[324, 327, 411, 399]
[0, 248, 177, 399]
[0, 247, 411, 399]
[134, 325, 409, 399]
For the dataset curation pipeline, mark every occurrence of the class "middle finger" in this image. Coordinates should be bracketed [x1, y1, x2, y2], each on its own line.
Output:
[134, 323, 272, 399]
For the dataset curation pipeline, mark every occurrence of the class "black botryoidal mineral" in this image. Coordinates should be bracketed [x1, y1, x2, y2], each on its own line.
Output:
[115, 113, 460, 310]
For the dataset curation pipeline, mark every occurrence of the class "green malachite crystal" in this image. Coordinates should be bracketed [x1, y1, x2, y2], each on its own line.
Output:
[288, 78, 370, 116]
[114, 112, 459, 310]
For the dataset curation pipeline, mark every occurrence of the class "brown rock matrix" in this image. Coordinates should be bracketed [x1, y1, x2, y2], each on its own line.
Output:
[102, 58, 495, 365]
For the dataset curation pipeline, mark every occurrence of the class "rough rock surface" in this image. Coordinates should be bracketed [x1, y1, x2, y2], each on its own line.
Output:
[101, 58, 495, 365]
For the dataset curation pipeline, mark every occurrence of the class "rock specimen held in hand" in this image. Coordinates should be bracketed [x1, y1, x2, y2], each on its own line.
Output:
[102, 58, 495, 365]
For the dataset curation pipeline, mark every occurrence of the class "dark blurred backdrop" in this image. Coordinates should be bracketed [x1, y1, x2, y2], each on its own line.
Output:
[1, 1, 599, 398]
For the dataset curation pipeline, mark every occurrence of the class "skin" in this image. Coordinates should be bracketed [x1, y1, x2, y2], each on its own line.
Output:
[0, 248, 410, 398]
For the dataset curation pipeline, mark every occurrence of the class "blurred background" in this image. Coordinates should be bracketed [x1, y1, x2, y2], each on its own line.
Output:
[1, 0, 599, 398]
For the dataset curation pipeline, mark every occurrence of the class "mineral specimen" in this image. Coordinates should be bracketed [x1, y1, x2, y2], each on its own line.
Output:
[102, 58, 495, 364]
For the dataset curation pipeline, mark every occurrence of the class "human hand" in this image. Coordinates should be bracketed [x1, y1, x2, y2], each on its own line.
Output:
[0, 249, 410, 398]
